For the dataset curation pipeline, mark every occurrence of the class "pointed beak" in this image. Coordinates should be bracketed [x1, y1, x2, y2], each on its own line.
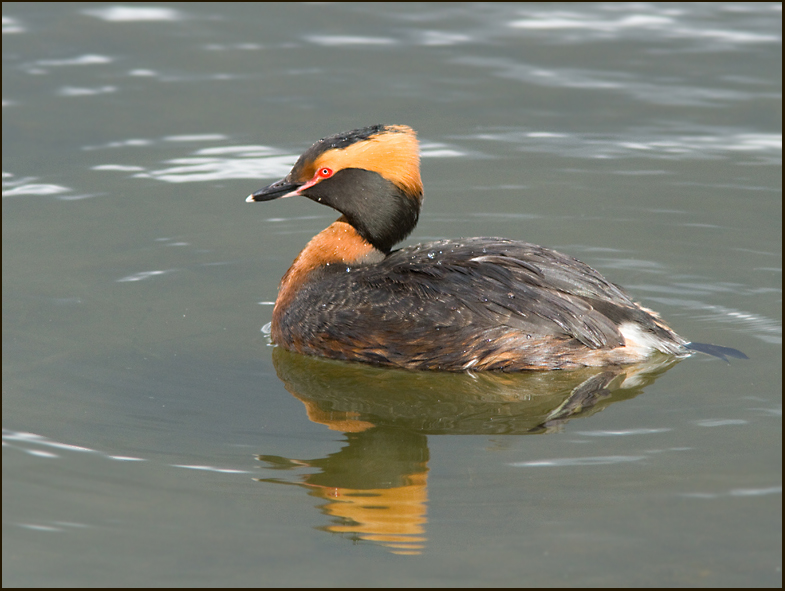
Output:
[246, 178, 303, 203]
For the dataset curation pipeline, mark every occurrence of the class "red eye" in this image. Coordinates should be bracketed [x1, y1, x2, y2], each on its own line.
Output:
[317, 167, 333, 179]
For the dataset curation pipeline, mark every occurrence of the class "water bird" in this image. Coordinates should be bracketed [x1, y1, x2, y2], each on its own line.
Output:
[247, 124, 744, 371]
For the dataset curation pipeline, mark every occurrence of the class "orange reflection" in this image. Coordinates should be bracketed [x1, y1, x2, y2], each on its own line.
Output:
[257, 348, 682, 555]
[309, 471, 428, 555]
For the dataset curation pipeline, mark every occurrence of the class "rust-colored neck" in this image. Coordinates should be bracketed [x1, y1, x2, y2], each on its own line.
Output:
[271, 220, 384, 341]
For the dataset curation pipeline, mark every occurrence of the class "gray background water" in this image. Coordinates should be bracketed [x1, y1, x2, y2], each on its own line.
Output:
[3, 2, 781, 586]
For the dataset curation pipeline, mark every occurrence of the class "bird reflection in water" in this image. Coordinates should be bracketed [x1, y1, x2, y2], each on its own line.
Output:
[256, 348, 683, 555]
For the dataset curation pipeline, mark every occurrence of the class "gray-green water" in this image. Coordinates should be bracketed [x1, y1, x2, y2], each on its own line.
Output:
[3, 2, 781, 586]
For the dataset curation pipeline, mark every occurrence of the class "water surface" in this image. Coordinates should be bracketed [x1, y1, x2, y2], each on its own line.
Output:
[3, 2, 781, 586]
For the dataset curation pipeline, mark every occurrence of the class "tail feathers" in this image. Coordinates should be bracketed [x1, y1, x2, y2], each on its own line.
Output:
[685, 342, 749, 362]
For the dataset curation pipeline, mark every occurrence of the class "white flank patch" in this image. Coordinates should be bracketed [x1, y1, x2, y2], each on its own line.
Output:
[619, 322, 663, 355]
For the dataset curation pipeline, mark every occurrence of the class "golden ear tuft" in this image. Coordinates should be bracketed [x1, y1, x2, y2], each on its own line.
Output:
[314, 125, 423, 200]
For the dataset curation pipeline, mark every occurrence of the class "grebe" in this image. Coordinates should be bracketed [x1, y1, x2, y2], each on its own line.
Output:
[247, 124, 710, 371]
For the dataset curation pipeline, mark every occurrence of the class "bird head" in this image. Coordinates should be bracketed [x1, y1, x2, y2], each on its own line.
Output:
[247, 124, 423, 253]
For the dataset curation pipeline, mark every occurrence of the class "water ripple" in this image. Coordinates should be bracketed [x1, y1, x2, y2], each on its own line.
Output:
[2, 177, 70, 198]
[305, 35, 397, 47]
[682, 485, 782, 499]
[2, 15, 25, 34]
[83, 6, 181, 22]
[466, 128, 781, 161]
[694, 419, 748, 427]
[575, 428, 672, 437]
[57, 85, 117, 97]
[3, 429, 248, 475]
[135, 151, 295, 183]
[454, 55, 776, 107]
[510, 455, 646, 467]
[636, 297, 781, 345]
[508, 5, 780, 46]
[116, 270, 174, 283]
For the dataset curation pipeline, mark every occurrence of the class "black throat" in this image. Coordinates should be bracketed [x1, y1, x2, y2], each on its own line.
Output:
[301, 168, 420, 254]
